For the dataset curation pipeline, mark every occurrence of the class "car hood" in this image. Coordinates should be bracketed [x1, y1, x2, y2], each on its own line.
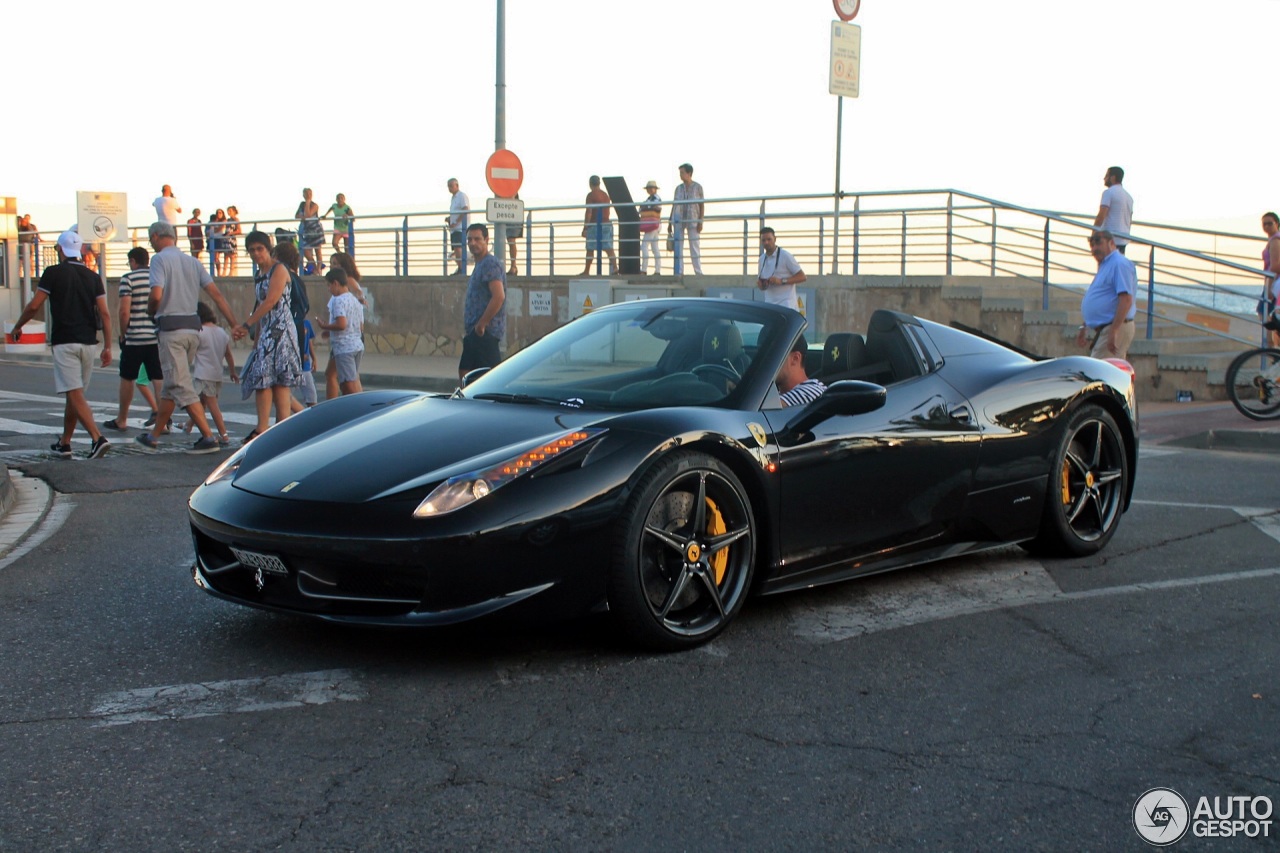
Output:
[232, 396, 605, 503]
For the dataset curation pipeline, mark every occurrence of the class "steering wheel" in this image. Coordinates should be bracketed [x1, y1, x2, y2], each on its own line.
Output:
[692, 363, 741, 384]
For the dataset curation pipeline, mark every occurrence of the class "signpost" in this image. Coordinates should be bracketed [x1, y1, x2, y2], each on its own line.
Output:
[829, 22, 861, 98]
[485, 149, 523, 198]
[832, 0, 860, 21]
[829, 17, 861, 275]
[486, 197, 525, 224]
[76, 191, 127, 242]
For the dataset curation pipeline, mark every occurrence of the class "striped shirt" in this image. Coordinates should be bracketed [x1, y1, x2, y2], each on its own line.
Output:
[119, 268, 158, 345]
[780, 377, 827, 408]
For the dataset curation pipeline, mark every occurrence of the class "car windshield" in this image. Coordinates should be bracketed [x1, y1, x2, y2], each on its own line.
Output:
[461, 300, 789, 410]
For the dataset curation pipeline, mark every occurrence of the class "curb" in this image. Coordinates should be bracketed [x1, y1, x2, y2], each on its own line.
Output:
[0, 464, 13, 519]
[1166, 430, 1280, 454]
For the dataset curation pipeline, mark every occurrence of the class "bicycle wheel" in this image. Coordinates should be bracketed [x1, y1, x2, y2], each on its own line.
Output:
[1225, 348, 1280, 420]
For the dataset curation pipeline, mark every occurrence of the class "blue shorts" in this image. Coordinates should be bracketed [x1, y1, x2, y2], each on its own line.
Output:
[450, 230, 464, 249]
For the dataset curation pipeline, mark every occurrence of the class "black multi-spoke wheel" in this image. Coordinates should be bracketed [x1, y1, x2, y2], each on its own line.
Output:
[1225, 348, 1280, 421]
[610, 452, 756, 650]
[1026, 406, 1129, 557]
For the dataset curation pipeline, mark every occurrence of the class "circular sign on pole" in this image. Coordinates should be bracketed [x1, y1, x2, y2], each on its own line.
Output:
[486, 149, 524, 198]
[833, 0, 860, 21]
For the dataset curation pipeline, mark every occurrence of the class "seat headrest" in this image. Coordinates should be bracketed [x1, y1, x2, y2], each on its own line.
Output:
[822, 333, 866, 373]
[702, 321, 744, 360]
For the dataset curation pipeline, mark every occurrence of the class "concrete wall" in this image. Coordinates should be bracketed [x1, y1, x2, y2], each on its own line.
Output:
[82, 271, 1254, 403]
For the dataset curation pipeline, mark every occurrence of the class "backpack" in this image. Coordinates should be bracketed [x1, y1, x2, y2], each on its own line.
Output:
[288, 269, 309, 342]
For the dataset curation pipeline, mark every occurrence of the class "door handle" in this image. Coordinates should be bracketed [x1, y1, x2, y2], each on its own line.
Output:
[949, 405, 972, 424]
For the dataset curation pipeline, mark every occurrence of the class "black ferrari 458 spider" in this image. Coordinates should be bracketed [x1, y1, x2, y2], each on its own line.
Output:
[190, 298, 1137, 650]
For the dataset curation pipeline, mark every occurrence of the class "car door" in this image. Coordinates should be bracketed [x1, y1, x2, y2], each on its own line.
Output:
[763, 330, 981, 584]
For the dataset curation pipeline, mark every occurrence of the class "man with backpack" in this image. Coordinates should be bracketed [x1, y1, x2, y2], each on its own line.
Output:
[135, 221, 241, 454]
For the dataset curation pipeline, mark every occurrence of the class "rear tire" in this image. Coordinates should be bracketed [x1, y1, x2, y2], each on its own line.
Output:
[1225, 348, 1280, 421]
[1026, 405, 1128, 557]
[608, 452, 756, 651]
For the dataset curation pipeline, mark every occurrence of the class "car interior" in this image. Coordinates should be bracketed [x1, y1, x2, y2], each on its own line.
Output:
[810, 311, 928, 388]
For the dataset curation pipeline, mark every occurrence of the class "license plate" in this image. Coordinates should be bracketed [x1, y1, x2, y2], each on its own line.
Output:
[230, 547, 289, 576]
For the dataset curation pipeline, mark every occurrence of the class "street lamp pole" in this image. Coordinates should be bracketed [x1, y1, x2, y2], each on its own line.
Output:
[493, 0, 507, 267]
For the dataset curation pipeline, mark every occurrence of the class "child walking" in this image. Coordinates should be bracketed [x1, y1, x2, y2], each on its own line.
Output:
[291, 318, 318, 410]
[187, 302, 239, 445]
[316, 268, 364, 395]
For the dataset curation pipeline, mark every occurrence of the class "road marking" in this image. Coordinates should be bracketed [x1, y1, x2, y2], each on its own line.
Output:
[1133, 500, 1280, 544]
[789, 555, 1058, 642]
[88, 669, 366, 727]
[0, 476, 72, 572]
[0, 416, 62, 435]
[789, 555, 1280, 644]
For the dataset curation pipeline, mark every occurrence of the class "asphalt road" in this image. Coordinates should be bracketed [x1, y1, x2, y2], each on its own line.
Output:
[1, 360, 1278, 851]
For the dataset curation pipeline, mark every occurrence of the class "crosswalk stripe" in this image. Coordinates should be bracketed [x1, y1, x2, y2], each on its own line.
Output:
[89, 669, 366, 727]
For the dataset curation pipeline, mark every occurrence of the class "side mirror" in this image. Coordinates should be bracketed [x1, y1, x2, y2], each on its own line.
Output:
[460, 367, 491, 389]
[784, 380, 886, 436]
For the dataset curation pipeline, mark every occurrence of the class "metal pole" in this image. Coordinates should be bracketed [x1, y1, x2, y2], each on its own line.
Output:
[1146, 247, 1155, 340]
[945, 192, 953, 276]
[990, 208, 997, 276]
[493, 0, 507, 269]
[818, 218, 824, 276]
[853, 194, 860, 276]
[900, 211, 907, 277]
[1041, 220, 1050, 310]
[833, 95, 842, 276]
[742, 219, 748, 277]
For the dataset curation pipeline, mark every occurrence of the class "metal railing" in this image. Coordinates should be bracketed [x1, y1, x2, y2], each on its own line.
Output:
[11, 189, 1273, 345]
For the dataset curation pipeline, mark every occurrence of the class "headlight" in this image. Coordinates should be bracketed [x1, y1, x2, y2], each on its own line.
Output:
[413, 429, 605, 518]
[204, 446, 248, 486]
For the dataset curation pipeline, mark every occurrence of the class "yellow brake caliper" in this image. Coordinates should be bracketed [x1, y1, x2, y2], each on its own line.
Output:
[1060, 462, 1071, 505]
[705, 497, 728, 584]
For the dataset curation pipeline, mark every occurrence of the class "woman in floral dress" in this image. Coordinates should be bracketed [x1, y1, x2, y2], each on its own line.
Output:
[234, 232, 303, 442]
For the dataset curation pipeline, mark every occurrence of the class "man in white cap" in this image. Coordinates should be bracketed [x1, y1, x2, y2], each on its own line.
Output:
[639, 180, 662, 275]
[9, 229, 113, 459]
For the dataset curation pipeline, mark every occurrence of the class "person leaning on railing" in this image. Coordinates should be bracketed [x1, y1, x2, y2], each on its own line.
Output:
[1259, 211, 1280, 346]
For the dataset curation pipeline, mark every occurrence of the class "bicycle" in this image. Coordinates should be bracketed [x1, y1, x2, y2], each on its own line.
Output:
[1225, 344, 1280, 420]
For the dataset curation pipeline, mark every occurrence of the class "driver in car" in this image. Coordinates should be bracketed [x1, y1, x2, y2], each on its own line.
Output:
[776, 334, 827, 407]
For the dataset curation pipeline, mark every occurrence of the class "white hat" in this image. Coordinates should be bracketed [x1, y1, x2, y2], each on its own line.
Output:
[57, 229, 83, 259]
[644, 180, 659, 190]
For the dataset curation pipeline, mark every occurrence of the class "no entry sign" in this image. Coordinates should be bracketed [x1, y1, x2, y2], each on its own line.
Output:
[486, 149, 524, 198]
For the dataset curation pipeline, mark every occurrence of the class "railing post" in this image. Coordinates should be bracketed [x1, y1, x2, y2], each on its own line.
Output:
[900, 211, 907, 277]
[818, 218, 824, 276]
[1042, 220, 1050, 310]
[594, 208, 603, 276]
[399, 216, 407, 277]
[394, 230, 401, 277]
[946, 192, 954, 276]
[675, 224, 684, 276]
[853, 195, 860, 276]
[742, 219, 748, 277]
[524, 212, 532, 277]
[549, 222, 555, 277]
[1146, 247, 1155, 340]
[990, 207, 997, 276]
[347, 221, 355, 256]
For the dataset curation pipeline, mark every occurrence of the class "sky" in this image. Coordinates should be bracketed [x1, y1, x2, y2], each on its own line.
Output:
[5, 0, 1276, 239]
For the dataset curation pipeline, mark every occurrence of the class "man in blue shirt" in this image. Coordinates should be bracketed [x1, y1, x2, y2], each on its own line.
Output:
[459, 223, 506, 380]
[1077, 230, 1137, 359]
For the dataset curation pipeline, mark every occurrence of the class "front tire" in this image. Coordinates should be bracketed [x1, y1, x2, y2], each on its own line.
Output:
[609, 452, 756, 651]
[1026, 405, 1129, 557]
